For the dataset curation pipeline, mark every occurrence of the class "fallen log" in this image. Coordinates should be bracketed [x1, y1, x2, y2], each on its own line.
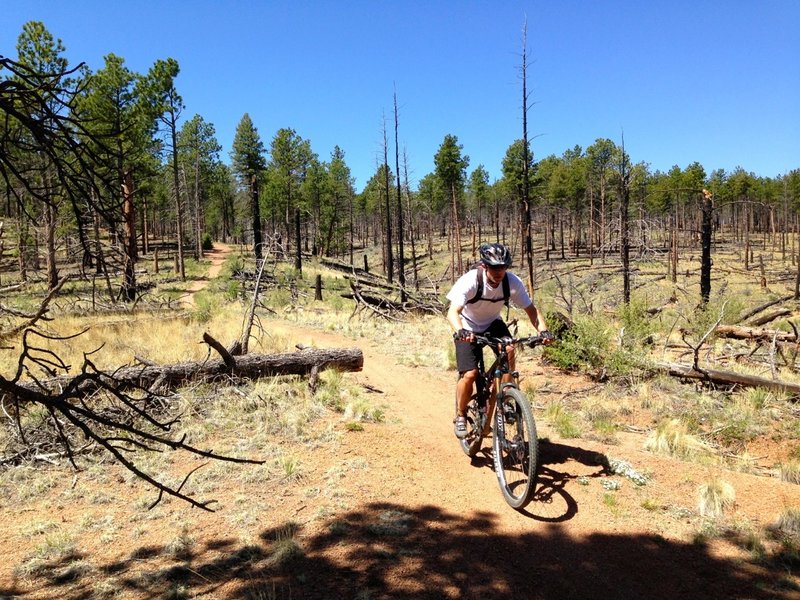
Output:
[735, 294, 794, 324]
[715, 325, 797, 342]
[15, 347, 364, 397]
[748, 308, 792, 327]
[656, 361, 800, 396]
[716, 324, 793, 341]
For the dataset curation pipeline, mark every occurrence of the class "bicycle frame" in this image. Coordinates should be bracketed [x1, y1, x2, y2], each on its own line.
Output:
[475, 335, 525, 402]
[460, 334, 542, 444]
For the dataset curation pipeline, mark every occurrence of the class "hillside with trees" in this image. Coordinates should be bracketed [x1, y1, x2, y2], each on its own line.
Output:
[2, 22, 798, 307]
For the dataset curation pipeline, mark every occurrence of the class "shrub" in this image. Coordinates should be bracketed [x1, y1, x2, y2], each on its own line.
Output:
[545, 313, 643, 377]
[201, 233, 214, 251]
[618, 296, 657, 349]
[545, 314, 612, 372]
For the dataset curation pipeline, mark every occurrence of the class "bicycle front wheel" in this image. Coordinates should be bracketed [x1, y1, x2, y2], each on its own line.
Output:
[492, 387, 539, 509]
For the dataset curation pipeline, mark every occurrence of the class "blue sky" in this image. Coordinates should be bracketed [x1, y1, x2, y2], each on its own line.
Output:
[2, 1, 798, 191]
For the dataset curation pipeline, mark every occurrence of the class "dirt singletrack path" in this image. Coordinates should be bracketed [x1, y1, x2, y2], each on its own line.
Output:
[264, 320, 800, 599]
[174, 242, 800, 597]
[181, 242, 232, 306]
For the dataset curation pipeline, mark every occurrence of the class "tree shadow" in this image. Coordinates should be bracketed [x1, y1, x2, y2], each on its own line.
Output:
[469, 438, 611, 523]
[8, 500, 797, 599]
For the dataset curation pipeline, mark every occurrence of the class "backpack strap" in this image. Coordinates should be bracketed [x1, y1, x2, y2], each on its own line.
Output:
[465, 265, 510, 307]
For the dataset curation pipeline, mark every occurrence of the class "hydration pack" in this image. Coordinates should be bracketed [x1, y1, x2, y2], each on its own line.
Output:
[465, 265, 510, 307]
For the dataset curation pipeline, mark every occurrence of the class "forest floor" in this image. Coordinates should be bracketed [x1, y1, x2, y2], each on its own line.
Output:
[2, 245, 800, 599]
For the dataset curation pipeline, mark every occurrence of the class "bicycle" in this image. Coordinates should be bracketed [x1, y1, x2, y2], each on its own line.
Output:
[456, 333, 550, 509]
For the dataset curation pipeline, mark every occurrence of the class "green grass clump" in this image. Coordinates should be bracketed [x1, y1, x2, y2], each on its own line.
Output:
[602, 493, 618, 508]
[545, 400, 581, 439]
[192, 291, 220, 323]
[268, 522, 304, 567]
[641, 498, 661, 511]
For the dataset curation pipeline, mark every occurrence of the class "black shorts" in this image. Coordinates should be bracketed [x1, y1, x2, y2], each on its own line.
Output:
[454, 319, 511, 374]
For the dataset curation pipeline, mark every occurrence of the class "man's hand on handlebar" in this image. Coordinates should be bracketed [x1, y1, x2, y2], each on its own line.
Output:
[526, 330, 554, 348]
[454, 328, 475, 342]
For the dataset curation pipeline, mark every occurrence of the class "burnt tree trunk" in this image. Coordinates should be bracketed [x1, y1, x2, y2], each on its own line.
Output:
[121, 171, 137, 302]
[700, 190, 713, 303]
[251, 173, 263, 260]
[658, 361, 800, 396]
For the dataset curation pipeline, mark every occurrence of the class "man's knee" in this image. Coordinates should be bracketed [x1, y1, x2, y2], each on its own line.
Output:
[460, 369, 478, 384]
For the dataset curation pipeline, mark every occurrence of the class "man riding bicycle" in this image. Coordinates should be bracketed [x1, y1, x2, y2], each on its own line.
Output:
[446, 242, 552, 439]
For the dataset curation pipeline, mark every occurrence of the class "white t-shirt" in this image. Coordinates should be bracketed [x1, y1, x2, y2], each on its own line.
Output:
[446, 268, 532, 332]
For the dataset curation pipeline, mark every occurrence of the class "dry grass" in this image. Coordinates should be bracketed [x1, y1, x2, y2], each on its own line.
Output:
[698, 474, 736, 518]
[773, 508, 800, 537]
[644, 419, 715, 462]
[544, 400, 582, 439]
[781, 461, 800, 485]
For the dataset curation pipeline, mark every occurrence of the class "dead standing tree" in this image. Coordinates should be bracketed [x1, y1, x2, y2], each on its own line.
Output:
[519, 19, 536, 296]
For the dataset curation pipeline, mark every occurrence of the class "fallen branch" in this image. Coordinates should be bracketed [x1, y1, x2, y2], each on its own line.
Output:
[239, 256, 269, 355]
[735, 294, 794, 324]
[656, 361, 800, 396]
[0, 277, 68, 342]
[748, 308, 792, 327]
[348, 281, 402, 321]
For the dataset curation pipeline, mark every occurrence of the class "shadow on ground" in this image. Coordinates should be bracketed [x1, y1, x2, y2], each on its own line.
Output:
[4, 498, 798, 599]
[469, 438, 610, 523]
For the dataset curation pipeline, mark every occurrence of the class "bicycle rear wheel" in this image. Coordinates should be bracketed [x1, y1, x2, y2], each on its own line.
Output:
[492, 387, 539, 509]
[459, 393, 485, 457]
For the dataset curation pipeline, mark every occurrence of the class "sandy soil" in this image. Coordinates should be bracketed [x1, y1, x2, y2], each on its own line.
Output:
[2, 246, 800, 599]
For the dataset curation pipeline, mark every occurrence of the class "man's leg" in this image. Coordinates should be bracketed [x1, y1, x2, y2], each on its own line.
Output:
[457, 369, 477, 416]
[503, 344, 516, 384]
[455, 369, 476, 438]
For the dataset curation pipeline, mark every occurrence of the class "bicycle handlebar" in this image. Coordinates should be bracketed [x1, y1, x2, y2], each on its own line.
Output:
[472, 332, 554, 348]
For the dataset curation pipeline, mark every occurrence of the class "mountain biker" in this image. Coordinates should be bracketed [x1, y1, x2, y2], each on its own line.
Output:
[446, 242, 552, 439]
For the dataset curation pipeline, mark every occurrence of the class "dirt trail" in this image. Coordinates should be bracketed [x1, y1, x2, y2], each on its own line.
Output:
[265, 321, 800, 598]
[3, 247, 800, 599]
[181, 242, 232, 305]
